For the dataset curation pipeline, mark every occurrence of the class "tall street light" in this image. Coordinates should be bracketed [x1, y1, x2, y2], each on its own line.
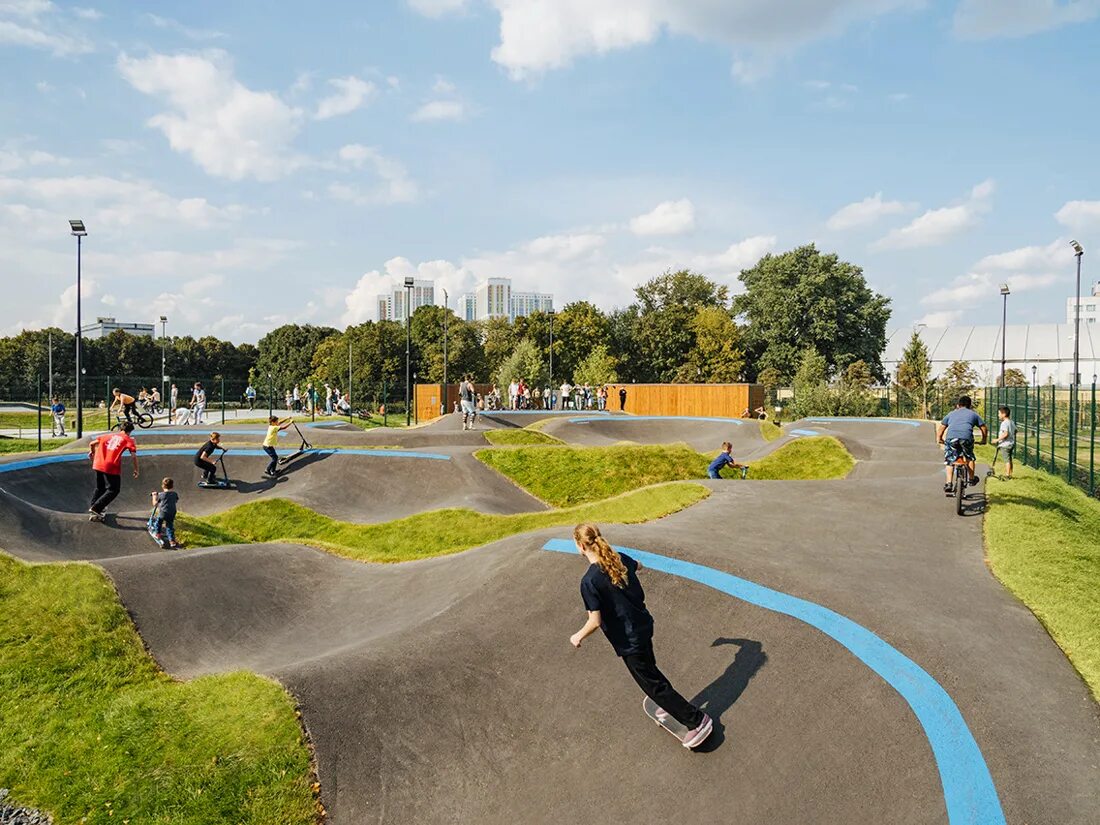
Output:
[160, 315, 168, 410]
[999, 284, 1010, 387]
[1070, 240, 1085, 473]
[69, 219, 87, 438]
[404, 276, 414, 426]
[548, 310, 555, 408]
[441, 288, 449, 416]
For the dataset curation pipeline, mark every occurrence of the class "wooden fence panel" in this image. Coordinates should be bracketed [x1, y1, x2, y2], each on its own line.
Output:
[607, 384, 764, 418]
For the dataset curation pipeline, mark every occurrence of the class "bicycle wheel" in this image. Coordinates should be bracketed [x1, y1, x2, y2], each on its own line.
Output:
[955, 467, 966, 515]
[109, 418, 121, 432]
[136, 411, 154, 429]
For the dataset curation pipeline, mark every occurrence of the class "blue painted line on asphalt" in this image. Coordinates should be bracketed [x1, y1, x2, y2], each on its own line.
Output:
[484, 410, 611, 416]
[568, 415, 743, 425]
[541, 539, 1005, 825]
[805, 417, 922, 427]
[130, 428, 285, 436]
[789, 429, 820, 436]
[0, 448, 450, 474]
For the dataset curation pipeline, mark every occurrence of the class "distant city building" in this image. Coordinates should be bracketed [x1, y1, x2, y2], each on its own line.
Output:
[376, 280, 435, 322]
[459, 293, 477, 322]
[1066, 281, 1100, 325]
[476, 277, 512, 320]
[511, 290, 554, 319]
[80, 317, 154, 339]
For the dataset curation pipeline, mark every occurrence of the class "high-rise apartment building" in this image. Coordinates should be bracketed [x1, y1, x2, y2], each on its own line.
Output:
[459, 293, 477, 322]
[1067, 282, 1100, 326]
[476, 278, 512, 320]
[376, 280, 435, 321]
[510, 290, 554, 318]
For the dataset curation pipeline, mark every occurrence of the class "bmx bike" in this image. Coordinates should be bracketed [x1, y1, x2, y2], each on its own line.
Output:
[111, 409, 153, 431]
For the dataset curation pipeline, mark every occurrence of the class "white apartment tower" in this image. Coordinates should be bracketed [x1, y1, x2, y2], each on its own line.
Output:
[476, 278, 512, 320]
[460, 293, 477, 322]
[377, 280, 435, 322]
[1067, 281, 1100, 326]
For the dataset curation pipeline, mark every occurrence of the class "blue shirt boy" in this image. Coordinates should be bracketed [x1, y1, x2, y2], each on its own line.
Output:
[707, 451, 735, 478]
[941, 408, 985, 443]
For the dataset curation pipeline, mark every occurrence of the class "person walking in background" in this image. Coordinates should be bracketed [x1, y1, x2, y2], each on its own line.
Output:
[50, 396, 66, 437]
[568, 523, 712, 749]
[460, 376, 478, 431]
[292, 384, 301, 412]
[191, 382, 206, 425]
[170, 383, 178, 416]
[619, 386, 628, 411]
[560, 381, 572, 411]
[88, 422, 139, 521]
[508, 379, 519, 411]
[244, 383, 256, 411]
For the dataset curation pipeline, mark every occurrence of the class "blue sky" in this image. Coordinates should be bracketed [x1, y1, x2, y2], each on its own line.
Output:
[1, 0, 1098, 342]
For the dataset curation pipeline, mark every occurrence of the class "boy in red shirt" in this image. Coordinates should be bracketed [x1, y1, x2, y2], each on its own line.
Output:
[88, 421, 140, 521]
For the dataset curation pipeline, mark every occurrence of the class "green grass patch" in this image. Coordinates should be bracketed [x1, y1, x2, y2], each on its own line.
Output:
[981, 451, 1100, 701]
[0, 553, 316, 824]
[0, 437, 75, 454]
[483, 429, 564, 446]
[179, 482, 709, 563]
[759, 420, 783, 442]
[474, 437, 855, 507]
[0, 411, 111, 430]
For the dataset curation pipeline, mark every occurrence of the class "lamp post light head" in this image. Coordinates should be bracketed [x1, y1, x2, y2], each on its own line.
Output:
[403, 276, 415, 287]
[1070, 240, 1084, 256]
[68, 219, 87, 236]
[159, 315, 167, 323]
[999, 284, 1010, 296]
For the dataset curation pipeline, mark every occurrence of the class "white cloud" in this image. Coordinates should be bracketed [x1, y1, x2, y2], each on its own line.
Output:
[72, 7, 100, 20]
[0, 173, 247, 231]
[35, 79, 53, 92]
[333, 144, 419, 204]
[117, 50, 305, 181]
[314, 75, 376, 120]
[887, 91, 910, 102]
[449, 0, 918, 81]
[342, 256, 473, 325]
[411, 99, 466, 122]
[1055, 200, 1100, 229]
[690, 235, 777, 277]
[827, 192, 912, 230]
[629, 198, 696, 236]
[144, 13, 225, 41]
[433, 76, 457, 94]
[521, 232, 605, 260]
[915, 310, 962, 327]
[0, 0, 93, 55]
[0, 143, 64, 172]
[873, 179, 994, 250]
[921, 237, 1069, 308]
[407, 0, 470, 17]
[953, 0, 1100, 40]
[973, 238, 1071, 272]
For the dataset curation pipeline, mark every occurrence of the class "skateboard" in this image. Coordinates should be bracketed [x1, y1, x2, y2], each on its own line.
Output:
[642, 697, 713, 748]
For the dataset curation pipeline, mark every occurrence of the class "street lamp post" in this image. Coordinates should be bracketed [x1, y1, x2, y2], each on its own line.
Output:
[69, 219, 87, 438]
[548, 311, 555, 408]
[999, 284, 1010, 388]
[1031, 364, 1037, 387]
[160, 315, 168, 412]
[442, 288, 449, 416]
[1070, 241, 1085, 473]
[404, 276, 414, 426]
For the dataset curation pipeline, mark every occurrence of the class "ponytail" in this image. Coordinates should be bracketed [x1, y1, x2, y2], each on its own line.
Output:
[574, 523, 628, 588]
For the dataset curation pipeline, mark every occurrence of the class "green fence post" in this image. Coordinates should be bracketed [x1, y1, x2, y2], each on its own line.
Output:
[1050, 383, 1056, 475]
[1090, 380, 1096, 497]
[37, 374, 42, 452]
[1023, 385, 1029, 466]
[220, 376, 226, 425]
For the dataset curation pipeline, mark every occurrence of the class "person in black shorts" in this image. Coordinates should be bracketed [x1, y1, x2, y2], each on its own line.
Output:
[194, 432, 223, 485]
[568, 522, 712, 748]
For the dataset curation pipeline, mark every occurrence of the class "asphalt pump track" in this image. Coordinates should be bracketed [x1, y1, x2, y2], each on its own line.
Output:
[1, 416, 1098, 823]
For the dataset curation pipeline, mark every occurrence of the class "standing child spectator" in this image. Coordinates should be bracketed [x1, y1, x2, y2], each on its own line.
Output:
[568, 523, 712, 748]
[244, 383, 256, 410]
[148, 477, 180, 549]
[50, 396, 66, 437]
[993, 406, 1016, 479]
[325, 383, 334, 415]
[170, 383, 179, 416]
[88, 422, 139, 521]
[285, 389, 293, 411]
[191, 382, 207, 425]
[263, 416, 294, 478]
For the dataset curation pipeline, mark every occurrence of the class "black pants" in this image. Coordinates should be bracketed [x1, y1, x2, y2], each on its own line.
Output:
[263, 445, 278, 475]
[123, 402, 135, 421]
[195, 457, 217, 482]
[90, 471, 121, 514]
[619, 396, 626, 411]
[622, 643, 703, 729]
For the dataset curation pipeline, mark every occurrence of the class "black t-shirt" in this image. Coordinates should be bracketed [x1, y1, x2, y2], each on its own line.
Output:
[195, 441, 219, 462]
[580, 553, 653, 656]
[155, 490, 179, 518]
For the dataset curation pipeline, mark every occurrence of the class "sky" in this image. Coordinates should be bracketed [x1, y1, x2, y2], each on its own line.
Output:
[1, 0, 1098, 343]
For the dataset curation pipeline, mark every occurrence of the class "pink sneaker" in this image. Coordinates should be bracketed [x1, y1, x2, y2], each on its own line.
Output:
[681, 714, 713, 748]
[655, 707, 671, 724]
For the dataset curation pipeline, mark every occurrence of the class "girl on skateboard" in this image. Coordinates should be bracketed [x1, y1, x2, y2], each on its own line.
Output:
[569, 523, 712, 748]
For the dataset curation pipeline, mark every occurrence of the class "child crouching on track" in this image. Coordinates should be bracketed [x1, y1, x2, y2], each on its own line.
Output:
[569, 523, 712, 748]
[149, 477, 180, 549]
[707, 441, 744, 479]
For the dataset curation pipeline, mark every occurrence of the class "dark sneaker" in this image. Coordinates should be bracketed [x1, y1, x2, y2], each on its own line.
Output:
[969, 477, 980, 487]
[681, 714, 713, 748]
[943, 484, 952, 494]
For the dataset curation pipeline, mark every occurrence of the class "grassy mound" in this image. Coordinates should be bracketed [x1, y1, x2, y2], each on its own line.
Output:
[0, 553, 316, 825]
[483, 429, 564, 446]
[0, 437, 74, 454]
[180, 482, 709, 563]
[474, 437, 855, 507]
[982, 455, 1100, 700]
[759, 420, 783, 442]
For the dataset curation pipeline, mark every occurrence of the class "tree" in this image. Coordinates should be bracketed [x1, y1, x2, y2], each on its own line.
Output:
[632, 270, 729, 382]
[479, 317, 517, 384]
[1003, 368, 1028, 388]
[735, 244, 891, 381]
[940, 360, 978, 402]
[254, 324, 338, 392]
[791, 348, 833, 419]
[550, 301, 611, 382]
[896, 331, 931, 417]
[572, 344, 619, 387]
[607, 306, 641, 383]
[494, 339, 546, 388]
[673, 306, 744, 383]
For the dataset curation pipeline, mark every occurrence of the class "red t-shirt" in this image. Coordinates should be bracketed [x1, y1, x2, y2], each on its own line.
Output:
[91, 433, 137, 475]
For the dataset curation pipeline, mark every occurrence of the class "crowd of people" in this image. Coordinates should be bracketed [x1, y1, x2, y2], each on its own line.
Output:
[278, 382, 351, 416]
[455, 380, 628, 414]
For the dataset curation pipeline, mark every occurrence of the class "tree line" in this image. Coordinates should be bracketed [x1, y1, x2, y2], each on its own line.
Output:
[1, 245, 894, 403]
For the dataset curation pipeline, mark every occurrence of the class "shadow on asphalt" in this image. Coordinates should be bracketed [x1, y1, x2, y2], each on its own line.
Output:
[690, 637, 767, 754]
